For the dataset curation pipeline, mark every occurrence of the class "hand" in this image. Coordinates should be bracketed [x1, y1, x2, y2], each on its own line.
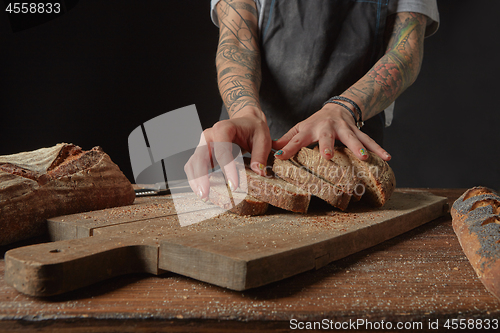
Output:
[184, 107, 272, 200]
[272, 103, 391, 161]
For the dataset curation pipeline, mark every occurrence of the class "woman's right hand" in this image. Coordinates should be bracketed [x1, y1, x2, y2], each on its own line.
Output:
[184, 106, 272, 200]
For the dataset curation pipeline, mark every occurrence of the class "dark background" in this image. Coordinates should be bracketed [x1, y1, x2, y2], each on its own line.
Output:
[0, 0, 498, 190]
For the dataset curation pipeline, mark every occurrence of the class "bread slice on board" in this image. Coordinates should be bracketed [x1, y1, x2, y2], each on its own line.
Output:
[0, 143, 136, 245]
[208, 171, 268, 216]
[451, 186, 500, 300]
[296, 147, 362, 201]
[273, 156, 351, 210]
[243, 166, 310, 213]
[332, 146, 395, 207]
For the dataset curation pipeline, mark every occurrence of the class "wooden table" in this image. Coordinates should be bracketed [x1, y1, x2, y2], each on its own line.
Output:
[0, 189, 499, 332]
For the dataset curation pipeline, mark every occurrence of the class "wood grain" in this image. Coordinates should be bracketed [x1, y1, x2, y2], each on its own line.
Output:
[4, 190, 446, 297]
[1, 190, 499, 332]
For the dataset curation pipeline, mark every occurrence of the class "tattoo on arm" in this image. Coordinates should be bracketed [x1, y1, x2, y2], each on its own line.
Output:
[216, 0, 261, 117]
[343, 12, 427, 120]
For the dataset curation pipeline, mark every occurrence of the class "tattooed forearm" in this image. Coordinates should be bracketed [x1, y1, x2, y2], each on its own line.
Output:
[217, 42, 261, 74]
[216, 0, 262, 117]
[219, 74, 260, 112]
[343, 12, 427, 120]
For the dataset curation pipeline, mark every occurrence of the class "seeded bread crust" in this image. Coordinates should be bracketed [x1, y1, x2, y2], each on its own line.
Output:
[451, 187, 500, 300]
[0, 143, 136, 245]
[273, 157, 351, 211]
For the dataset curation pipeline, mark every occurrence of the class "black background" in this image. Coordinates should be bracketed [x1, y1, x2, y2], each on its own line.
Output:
[0, 0, 499, 190]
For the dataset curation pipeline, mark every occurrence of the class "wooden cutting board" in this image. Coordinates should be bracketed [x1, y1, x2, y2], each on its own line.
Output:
[5, 189, 448, 296]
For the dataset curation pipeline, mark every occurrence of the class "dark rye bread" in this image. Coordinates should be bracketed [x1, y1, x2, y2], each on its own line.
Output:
[297, 147, 362, 201]
[451, 187, 500, 300]
[208, 171, 268, 216]
[0, 143, 135, 245]
[273, 157, 351, 211]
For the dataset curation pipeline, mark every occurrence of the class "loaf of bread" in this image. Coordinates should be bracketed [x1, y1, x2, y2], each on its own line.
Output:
[451, 186, 500, 300]
[0, 143, 136, 245]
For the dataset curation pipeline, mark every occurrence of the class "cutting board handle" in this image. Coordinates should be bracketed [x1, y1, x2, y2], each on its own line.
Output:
[5, 236, 160, 296]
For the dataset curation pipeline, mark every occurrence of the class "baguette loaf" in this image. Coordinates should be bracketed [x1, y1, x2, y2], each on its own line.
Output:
[0, 143, 135, 245]
[451, 186, 500, 300]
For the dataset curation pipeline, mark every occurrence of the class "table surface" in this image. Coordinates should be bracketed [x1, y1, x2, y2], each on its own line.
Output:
[1, 188, 499, 332]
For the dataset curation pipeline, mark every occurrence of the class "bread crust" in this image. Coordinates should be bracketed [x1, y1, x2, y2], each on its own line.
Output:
[451, 186, 500, 300]
[0, 143, 135, 245]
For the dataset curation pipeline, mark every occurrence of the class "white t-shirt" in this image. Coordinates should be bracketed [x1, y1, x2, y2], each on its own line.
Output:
[210, 0, 440, 126]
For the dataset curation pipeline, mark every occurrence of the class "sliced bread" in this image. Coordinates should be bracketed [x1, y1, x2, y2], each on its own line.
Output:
[273, 156, 351, 210]
[337, 146, 395, 207]
[208, 171, 268, 216]
[297, 147, 362, 201]
[243, 166, 311, 213]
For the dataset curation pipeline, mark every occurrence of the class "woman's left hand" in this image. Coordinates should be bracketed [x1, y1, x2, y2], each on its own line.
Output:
[272, 103, 391, 161]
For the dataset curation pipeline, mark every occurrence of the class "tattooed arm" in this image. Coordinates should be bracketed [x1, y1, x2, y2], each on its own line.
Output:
[184, 0, 271, 199]
[215, 0, 263, 120]
[342, 12, 427, 121]
[273, 12, 427, 162]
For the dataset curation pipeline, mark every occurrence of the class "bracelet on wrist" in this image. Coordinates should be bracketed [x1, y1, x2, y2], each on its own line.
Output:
[331, 96, 363, 122]
[323, 97, 364, 129]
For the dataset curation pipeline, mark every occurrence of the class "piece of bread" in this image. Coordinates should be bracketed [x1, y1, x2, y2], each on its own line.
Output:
[0, 143, 136, 245]
[208, 171, 268, 216]
[273, 156, 351, 211]
[333, 146, 395, 207]
[296, 147, 362, 201]
[451, 186, 500, 300]
[244, 166, 310, 213]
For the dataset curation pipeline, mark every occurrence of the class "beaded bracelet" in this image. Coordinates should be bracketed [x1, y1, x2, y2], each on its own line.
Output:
[323, 98, 364, 129]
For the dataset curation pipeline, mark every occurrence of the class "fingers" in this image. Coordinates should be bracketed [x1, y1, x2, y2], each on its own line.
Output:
[337, 126, 391, 161]
[274, 123, 337, 161]
[272, 117, 391, 163]
[317, 131, 335, 160]
[274, 131, 312, 160]
[356, 130, 392, 161]
[272, 126, 298, 150]
[212, 122, 240, 191]
[184, 140, 212, 201]
[249, 131, 272, 176]
[336, 125, 369, 161]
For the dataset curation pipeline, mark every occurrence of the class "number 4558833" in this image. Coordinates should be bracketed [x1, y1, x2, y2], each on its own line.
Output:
[5, 3, 61, 14]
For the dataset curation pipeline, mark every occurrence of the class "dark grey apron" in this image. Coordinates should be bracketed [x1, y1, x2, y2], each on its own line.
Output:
[221, 0, 389, 145]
